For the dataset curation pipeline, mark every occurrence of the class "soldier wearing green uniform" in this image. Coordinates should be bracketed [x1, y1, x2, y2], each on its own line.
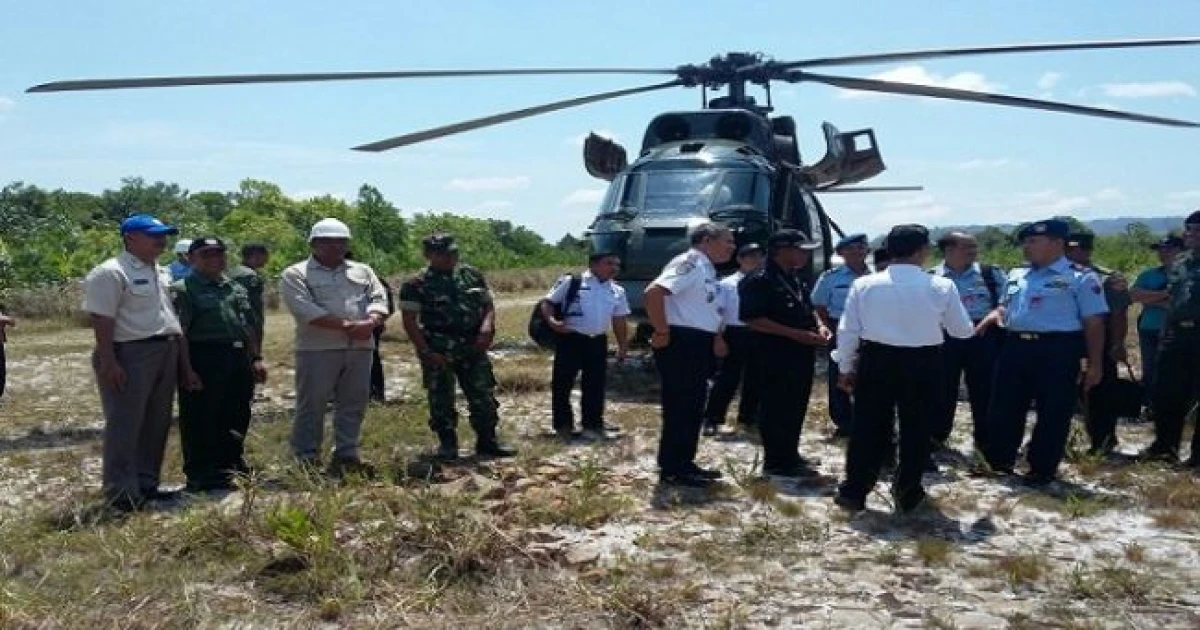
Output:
[1066, 232, 1132, 455]
[173, 237, 267, 492]
[227, 242, 269, 342]
[399, 234, 516, 460]
[1141, 210, 1200, 467]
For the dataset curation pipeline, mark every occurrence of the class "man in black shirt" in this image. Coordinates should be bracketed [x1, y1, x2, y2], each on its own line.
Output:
[739, 229, 832, 477]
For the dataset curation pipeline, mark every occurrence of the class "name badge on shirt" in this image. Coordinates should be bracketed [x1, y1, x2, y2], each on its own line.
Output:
[133, 279, 150, 285]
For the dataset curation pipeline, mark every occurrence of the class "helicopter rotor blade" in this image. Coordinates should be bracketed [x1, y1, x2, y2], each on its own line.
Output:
[818, 186, 925, 193]
[27, 67, 677, 93]
[353, 80, 683, 152]
[796, 71, 1200, 128]
[778, 36, 1200, 70]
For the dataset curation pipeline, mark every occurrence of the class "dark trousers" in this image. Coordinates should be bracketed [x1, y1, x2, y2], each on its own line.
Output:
[826, 325, 853, 432]
[0, 342, 5, 400]
[934, 326, 1001, 450]
[1138, 329, 1161, 404]
[370, 327, 385, 400]
[704, 326, 762, 426]
[840, 342, 942, 509]
[985, 332, 1083, 478]
[179, 342, 255, 488]
[756, 337, 815, 471]
[1148, 325, 1200, 457]
[654, 326, 715, 474]
[551, 332, 608, 431]
[1082, 352, 1121, 453]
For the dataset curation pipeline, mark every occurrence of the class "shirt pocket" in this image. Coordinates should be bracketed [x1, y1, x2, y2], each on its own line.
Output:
[125, 278, 158, 306]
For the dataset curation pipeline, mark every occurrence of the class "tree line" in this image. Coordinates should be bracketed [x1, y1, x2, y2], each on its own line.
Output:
[0, 178, 588, 293]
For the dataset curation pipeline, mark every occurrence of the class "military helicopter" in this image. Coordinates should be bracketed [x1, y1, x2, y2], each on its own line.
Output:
[27, 37, 1200, 332]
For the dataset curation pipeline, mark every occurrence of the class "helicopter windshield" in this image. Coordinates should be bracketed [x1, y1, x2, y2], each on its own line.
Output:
[604, 169, 770, 218]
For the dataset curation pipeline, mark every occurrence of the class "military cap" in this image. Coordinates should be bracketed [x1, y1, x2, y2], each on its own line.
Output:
[767, 229, 820, 250]
[187, 236, 226, 255]
[884, 224, 930, 255]
[834, 233, 868, 251]
[120, 213, 178, 236]
[1015, 218, 1070, 241]
[1066, 232, 1096, 250]
[422, 233, 459, 253]
[1150, 235, 1185, 250]
[736, 242, 764, 257]
[1187, 210, 1200, 226]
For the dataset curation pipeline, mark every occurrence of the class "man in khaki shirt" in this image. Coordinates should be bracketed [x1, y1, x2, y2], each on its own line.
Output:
[83, 214, 189, 512]
[280, 218, 389, 476]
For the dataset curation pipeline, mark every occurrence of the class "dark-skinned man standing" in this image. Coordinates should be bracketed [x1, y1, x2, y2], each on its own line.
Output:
[173, 237, 267, 492]
[1065, 231, 1132, 455]
[645, 223, 735, 487]
[832, 225, 974, 514]
[83, 214, 186, 511]
[1131, 235, 1184, 412]
[977, 219, 1108, 486]
[228, 242, 269, 343]
[400, 234, 516, 460]
[739, 230, 830, 478]
[280, 218, 390, 477]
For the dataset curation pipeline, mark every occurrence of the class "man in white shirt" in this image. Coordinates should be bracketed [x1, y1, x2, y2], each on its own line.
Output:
[645, 223, 736, 487]
[703, 243, 765, 435]
[831, 224, 974, 514]
[542, 252, 631, 441]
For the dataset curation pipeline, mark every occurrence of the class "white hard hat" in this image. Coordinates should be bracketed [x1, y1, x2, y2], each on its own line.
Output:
[174, 239, 193, 255]
[309, 218, 352, 241]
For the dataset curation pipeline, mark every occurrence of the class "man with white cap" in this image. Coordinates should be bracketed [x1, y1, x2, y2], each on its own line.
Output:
[280, 218, 390, 477]
[169, 239, 193, 281]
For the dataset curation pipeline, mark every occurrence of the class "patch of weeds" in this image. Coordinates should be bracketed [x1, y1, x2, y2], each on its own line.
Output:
[1019, 491, 1114, 519]
[993, 552, 1046, 588]
[1141, 473, 1200, 510]
[1151, 508, 1194, 529]
[1066, 563, 1159, 604]
[583, 557, 701, 628]
[1122, 541, 1147, 564]
[915, 537, 955, 567]
[518, 457, 632, 528]
[737, 514, 827, 557]
[386, 487, 511, 590]
[772, 498, 804, 518]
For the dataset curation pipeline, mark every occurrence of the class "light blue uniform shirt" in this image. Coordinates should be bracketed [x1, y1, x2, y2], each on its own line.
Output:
[931, 262, 1008, 321]
[1000, 256, 1108, 332]
[1132, 266, 1170, 332]
[168, 260, 192, 281]
[811, 265, 869, 319]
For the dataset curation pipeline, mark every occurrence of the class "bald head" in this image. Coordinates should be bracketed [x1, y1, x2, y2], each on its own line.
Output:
[937, 231, 979, 270]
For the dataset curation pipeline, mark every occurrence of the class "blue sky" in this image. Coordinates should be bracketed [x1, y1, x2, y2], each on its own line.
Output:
[2, 1, 1199, 241]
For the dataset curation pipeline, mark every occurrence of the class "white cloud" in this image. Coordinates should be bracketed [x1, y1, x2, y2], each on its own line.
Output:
[956, 158, 1011, 170]
[1037, 72, 1064, 91]
[1091, 187, 1125, 202]
[1167, 190, 1200, 200]
[561, 188, 605, 206]
[468, 200, 514, 213]
[838, 65, 1001, 100]
[444, 176, 531, 191]
[1017, 189, 1091, 216]
[1101, 81, 1196, 99]
[567, 130, 620, 147]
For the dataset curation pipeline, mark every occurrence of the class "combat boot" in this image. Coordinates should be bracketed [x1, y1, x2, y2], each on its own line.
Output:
[475, 427, 517, 458]
[436, 430, 460, 460]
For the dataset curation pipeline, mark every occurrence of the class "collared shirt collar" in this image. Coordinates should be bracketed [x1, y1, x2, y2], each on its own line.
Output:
[888, 263, 926, 275]
[582, 269, 607, 284]
[308, 256, 349, 273]
[1045, 256, 1073, 274]
[689, 247, 715, 271]
[937, 261, 980, 277]
[119, 250, 153, 269]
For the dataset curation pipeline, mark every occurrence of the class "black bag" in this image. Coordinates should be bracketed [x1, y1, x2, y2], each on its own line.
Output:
[528, 275, 582, 349]
[1110, 361, 1145, 420]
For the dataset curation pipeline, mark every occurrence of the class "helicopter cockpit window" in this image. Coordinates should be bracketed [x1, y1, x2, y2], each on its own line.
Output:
[608, 169, 769, 218]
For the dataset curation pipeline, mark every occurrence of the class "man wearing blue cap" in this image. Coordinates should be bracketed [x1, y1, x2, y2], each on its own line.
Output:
[812, 233, 872, 438]
[1130, 235, 1184, 406]
[976, 218, 1108, 486]
[83, 213, 185, 511]
[1140, 211, 1200, 467]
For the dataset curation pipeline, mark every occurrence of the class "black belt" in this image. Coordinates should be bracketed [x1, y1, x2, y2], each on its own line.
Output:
[117, 334, 172, 344]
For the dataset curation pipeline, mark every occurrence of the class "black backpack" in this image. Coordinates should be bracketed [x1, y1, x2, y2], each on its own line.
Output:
[528, 274, 582, 349]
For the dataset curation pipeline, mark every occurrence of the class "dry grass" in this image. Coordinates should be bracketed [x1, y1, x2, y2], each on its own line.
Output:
[993, 552, 1047, 588]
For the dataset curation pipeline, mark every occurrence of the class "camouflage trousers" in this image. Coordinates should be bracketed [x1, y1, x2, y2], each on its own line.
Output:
[421, 336, 500, 436]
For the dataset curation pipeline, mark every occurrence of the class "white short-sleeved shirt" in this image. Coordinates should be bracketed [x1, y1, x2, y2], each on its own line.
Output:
[648, 248, 720, 333]
[83, 251, 183, 342]
[717, 271, 747, 327]
[544, 270, 631, 336]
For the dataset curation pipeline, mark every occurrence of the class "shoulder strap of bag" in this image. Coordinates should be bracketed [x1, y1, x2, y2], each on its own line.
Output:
[980, 263, 1000, 309]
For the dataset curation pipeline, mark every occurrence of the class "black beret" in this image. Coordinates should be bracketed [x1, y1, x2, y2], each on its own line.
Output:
[188, 236, 226, 254]
[422, 233, 459, 252]
[1016, 219, 1070, 241]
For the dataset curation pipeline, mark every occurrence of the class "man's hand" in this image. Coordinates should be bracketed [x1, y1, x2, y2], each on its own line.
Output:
[837, 372, 856, 393]
[474, 328, 495, 352]
[0, 315, 13, 343]
[251, 359, 268, 384]
[791, 329, 828, 346]
[650, 330, 670, 350]
[98, 359, 127, 392]
[817, 324, 833, 342]
[974, 311, 1002, 336]
[182, 368, 204, 392]
[547, 318, 569, 334]
[1083, 365, 1102, 389]
[344, 319, 376, 341]
[714, 334, 728, 358]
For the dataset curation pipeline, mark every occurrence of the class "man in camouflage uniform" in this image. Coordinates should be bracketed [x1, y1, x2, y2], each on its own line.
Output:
[399, 234, 516, 460]
[1066, 232, 1133, 455]
[173, 237, 267, 492]
[1140, 210, 1200, 467]
[227, 242, 269, 342]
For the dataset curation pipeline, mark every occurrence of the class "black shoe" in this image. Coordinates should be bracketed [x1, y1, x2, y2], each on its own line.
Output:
[895, 492, 930, 515]
[602, 423, 623, 435]
[1020, 472, 1055, 488]
[476, 441, 518, 458]
[685, 463, 723, 480]
[833, 493, 866, 514]
[1184, 456, 1200, 469]
[924, 459, 939, 473]
[661, 471, 714, 488]
[140, 487, 183, 502]
[967, 461, 1013, 478]
[798, 454, 823, 468]
[764, 462, 820, 479]
[436, 430, 460, 460]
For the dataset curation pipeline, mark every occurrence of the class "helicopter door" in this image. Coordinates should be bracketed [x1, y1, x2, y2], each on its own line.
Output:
[583, 133, 628, 181]
[797, 122, 886, 188]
